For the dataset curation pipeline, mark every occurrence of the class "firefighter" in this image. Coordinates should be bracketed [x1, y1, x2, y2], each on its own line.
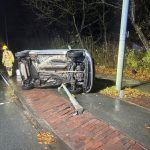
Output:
[2, 44, 14, 77]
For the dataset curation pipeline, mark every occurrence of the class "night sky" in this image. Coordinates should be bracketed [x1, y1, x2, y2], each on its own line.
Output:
[0, 0, 22, 47]
[0, 0, 44, 52]
[0, 0, 120, 52]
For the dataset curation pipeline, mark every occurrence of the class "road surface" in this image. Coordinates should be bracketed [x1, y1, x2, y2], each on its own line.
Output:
[0, 79, 70, 150]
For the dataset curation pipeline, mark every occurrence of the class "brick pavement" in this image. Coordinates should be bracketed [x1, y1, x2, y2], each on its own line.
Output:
[18, 88, 147, 150]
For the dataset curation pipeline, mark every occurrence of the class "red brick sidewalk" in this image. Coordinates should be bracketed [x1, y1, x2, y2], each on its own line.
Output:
[18, 88, 147, 150]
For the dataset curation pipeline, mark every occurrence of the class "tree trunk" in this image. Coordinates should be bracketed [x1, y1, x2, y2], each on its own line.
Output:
[130, 0, 149, 51]
[130, 18, 149, 51]
[72, 15, 84, 48]
[102, 0, 108, 52]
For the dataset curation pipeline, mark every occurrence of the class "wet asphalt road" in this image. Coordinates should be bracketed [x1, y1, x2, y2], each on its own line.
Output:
[76, 93, 150, 148]
[0, 81, 47, 150]
[0, 80, 70, 150]
[1, 74, 149, 149]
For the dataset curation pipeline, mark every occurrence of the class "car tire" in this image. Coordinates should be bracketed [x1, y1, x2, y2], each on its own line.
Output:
[15, 51, 29, 58]
[67, 51, 83, 58]
[22, 83, 34, 90]
[67, 84, 82, 94]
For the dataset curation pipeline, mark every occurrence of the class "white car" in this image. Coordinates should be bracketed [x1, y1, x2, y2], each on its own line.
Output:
[15, 49, 94, 93]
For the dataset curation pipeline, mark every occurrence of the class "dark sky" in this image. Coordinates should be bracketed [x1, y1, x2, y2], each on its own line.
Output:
[0, 0, 22, 46]
[0, 0, 15, 14]
[0, 0, 51, 51]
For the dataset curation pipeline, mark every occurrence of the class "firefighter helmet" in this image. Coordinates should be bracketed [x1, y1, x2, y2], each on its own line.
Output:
[2, 44, 8, 50]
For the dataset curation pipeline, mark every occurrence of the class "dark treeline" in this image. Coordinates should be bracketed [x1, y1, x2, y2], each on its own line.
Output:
[0, 0, 150, 66]
[23, 0, 150, 50]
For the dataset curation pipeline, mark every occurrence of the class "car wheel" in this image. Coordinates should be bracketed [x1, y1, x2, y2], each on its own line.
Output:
[22, 82, 34, 90]
[16, 52, 26, 58]
[67, 51, 83, 58]
[15, 50, 30, 58]
[67, 84, 82, 94]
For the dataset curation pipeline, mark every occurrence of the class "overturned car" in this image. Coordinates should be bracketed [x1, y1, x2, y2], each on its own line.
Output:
[15, 49, 94, 93]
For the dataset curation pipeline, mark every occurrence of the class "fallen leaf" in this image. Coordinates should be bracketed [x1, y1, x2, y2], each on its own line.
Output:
[145, 125, 150, 129]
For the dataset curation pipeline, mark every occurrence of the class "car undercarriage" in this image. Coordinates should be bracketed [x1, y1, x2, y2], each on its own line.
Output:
[15, 49, 94, 93]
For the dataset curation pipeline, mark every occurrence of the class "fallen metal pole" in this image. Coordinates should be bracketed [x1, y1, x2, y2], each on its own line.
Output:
[58, 84, 84, 114]
[0, 73, 10, 86]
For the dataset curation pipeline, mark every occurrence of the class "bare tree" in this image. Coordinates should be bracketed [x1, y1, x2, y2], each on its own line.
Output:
[130, 0, 150, 51]
[24, 0, 121, 48]
[24, 0, 150, 52]
[24, 0, 101, 48]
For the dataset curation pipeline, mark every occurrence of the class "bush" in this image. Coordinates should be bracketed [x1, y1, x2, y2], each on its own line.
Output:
[142, 51, 150, 69]
[126, 50, 139, 69]
[125, 49, 147, 69]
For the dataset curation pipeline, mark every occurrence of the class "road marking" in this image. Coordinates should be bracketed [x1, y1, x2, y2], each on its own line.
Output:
[0, 102, 11, 106]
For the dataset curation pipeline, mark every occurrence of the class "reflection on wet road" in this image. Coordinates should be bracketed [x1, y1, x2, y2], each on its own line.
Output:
[0, 80, 70, 150]
[0, 80, 50, 150]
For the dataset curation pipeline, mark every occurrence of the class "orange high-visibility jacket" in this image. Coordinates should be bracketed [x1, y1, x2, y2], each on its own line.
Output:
[2, 50, 14, 67]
